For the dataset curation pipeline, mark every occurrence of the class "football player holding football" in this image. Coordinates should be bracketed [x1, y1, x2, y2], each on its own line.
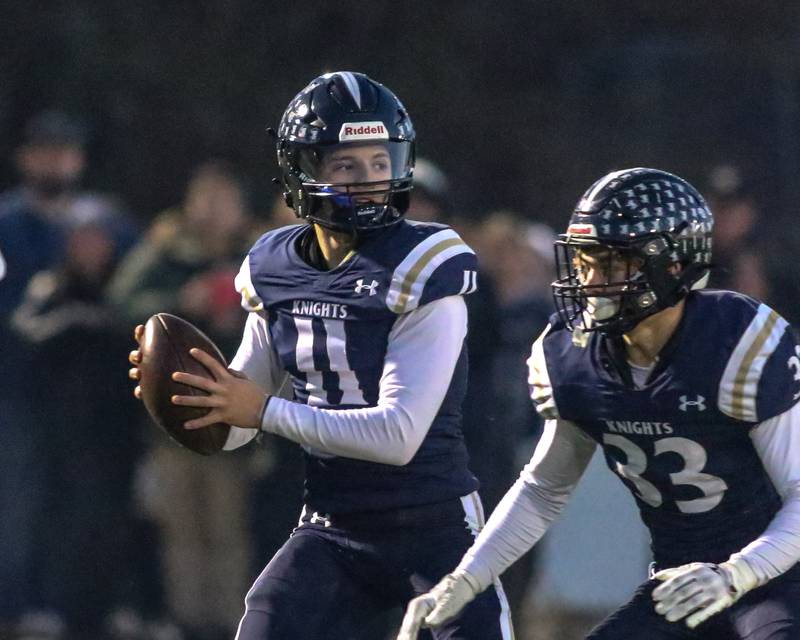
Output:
[397, 168, 800, 640]
[129, 72, 512, 639]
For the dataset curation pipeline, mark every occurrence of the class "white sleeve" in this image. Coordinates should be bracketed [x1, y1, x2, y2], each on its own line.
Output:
[223, 311, 289, 451]
[729, 401, 800, 584]
[259, 295, 467, 466]
[456, 418, 597, 591]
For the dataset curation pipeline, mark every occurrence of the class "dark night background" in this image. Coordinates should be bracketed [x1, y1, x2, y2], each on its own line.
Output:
[3, 1, 800, 225]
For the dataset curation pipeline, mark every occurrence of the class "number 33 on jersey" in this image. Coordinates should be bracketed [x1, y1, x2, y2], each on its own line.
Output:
[528, 290, 800, 568]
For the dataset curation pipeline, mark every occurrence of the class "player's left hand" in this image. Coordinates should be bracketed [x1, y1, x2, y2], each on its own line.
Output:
[396, 570, 480, 640]
[171, 348, 268, 430]
[652, 560, 757, 628]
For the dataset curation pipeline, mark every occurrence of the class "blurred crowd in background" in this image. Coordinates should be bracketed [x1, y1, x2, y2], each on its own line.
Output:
[1, 104, 796, 640]
[4, 4, 800, 640]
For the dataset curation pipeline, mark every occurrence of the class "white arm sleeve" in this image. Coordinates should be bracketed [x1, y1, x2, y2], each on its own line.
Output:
[222, 311, 289, 450]
[456, 418, 597, 591]
[259, 295, 468, 466]
[729, 401, 800, 584]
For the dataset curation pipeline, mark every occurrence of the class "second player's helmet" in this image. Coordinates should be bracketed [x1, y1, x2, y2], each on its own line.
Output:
[276, 71, 416, 234]
[552, 167, 714, 335]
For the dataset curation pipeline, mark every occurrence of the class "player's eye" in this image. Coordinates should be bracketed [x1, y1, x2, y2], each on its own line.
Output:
[330, 161, 355, 174]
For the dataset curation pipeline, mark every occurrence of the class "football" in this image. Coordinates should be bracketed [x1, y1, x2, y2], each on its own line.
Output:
[138, 313, 231, 455]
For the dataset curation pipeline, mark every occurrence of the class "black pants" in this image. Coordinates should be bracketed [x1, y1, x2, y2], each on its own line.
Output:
[235, 495, 513, 640]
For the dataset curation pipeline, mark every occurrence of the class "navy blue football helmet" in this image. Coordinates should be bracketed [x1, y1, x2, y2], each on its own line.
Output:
[552, 168, 714, 335]
[276, 71, 415, 234]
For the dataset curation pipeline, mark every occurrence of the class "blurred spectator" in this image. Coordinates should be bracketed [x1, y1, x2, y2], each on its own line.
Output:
[469, 211, 553, 498]
[471, 210, 554, 622]
[704, 164, 800, 329]
[263, 190, 302, 230]
[0, 110, 136, 631]
[11, 216, 145, 638]
[407, 157, 451, 222]
[478, 211, 555, 306]
[705, 164, 767, 297]
[107, 160, 260, 640]
[0, 110, 88, 315]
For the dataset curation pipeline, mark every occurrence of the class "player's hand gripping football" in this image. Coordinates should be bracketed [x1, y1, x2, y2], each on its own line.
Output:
[128, 324, 146, 400]
[396, 570, 480, 640]
[128, 324, 268, 430]
[652, 559, 758, 628]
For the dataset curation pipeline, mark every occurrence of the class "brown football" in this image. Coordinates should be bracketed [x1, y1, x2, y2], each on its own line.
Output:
[138, 313, 230, 455]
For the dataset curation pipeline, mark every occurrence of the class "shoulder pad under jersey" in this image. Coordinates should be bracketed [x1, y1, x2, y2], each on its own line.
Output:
[718, 299, 799, 422]
[384, 222, 477, 315]
[527, 324, 560, 420]
[235, 224, 307, 312]
[235, 255, 264, 313]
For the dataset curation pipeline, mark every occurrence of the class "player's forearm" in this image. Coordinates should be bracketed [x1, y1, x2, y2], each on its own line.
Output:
[734, 404, 800, 584]
[456, 473, 572, 591]
[728, 483, 800, 585]
[260, 396, 425, 465]
[456, 418, 596, 591]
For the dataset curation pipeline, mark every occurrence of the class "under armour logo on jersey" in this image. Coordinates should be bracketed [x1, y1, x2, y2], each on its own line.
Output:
[679, 395, 706, 411]
[354, 278, 379, 295]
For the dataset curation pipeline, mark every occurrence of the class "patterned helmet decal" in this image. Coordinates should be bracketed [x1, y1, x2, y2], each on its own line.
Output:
[571, 167, 713, 267]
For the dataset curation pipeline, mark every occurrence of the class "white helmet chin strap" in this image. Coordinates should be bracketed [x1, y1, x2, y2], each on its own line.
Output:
[584, 296, 619, 323]
[691, 271, 710, 290]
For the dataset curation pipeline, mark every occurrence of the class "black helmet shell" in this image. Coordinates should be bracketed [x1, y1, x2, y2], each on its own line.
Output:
[553, 168, 714, 335]
[276, 72, 415, 234]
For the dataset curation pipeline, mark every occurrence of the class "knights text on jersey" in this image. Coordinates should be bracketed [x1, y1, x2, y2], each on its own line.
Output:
[528, 289, 800, 567]
[238, 221, 480, 513]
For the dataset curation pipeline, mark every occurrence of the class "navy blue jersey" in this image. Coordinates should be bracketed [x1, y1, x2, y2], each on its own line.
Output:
[529, 290, 800, 567]
[239, 220, 480, 514]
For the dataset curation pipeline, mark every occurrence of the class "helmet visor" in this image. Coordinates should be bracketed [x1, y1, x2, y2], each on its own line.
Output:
[296, 140, 413, 187]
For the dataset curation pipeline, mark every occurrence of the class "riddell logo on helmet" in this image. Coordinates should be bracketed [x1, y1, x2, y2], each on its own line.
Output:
[339, 122, 389, 142]
[568, 224, 597, 237]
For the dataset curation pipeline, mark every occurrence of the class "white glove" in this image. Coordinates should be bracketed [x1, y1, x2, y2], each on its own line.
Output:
[396, 569, 481, 640]
[652, 558, 759, 629]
